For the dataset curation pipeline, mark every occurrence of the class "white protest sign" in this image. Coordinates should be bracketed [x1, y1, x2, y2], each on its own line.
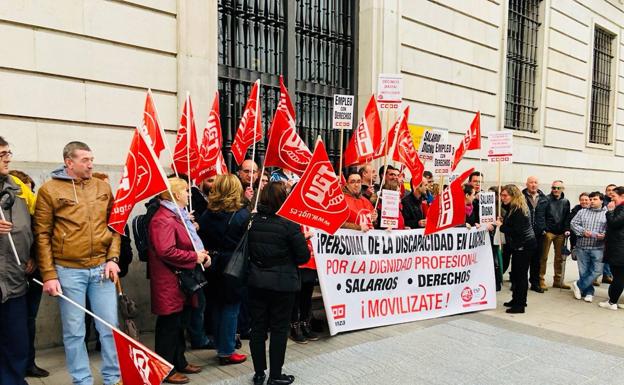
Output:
[478, 192, 496, 224]
[433, 143, 454, 176]
[377, 74, 402, 110]
[418, 129, 448, 162]
[487, 131, 513, 163]
[313, 228, 496, 336]
[380, 189, 401, 228]
[332, 94, 355, 130]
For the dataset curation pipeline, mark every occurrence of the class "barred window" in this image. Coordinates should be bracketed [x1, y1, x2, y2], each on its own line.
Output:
[218, 0, 356, 169]
[589, 28, 615, 145]
[504, 0, 542, 133]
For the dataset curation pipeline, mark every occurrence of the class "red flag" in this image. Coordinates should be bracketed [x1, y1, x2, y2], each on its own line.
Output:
[268, 76, 295, 139]
[113, 328, 173, 385]
[140, 89, 167, 158]
[392, 107, 424, 185]
[264, 106, 312, 176]
[374, 113, 399, 160]
[277, 139, 349, 234]
[451, 111, 481, 171]
[343, 95, 382, 166]
[171, 95, 200, 178]
[194, 92, 228, 184]
[109, 128, 169, 234]
[424, 167, 474, 235]
[231, 80, 263, 165]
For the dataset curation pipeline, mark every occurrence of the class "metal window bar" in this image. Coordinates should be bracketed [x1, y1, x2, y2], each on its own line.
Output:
[589, 28, 614, 145]
[504, 0, 541, 133]
[218, 0, 355, 170]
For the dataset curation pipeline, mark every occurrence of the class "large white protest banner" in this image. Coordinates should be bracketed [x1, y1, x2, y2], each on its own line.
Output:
[313, 227, 495, 335]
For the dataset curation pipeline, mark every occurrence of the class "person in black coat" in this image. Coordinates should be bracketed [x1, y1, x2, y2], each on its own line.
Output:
[402, 177, 429, 229]
[497, 184, 537, 314]
[197, 174, 250, 364]
[522, 177, 549, 292]
[248, 182, 310, 385]
[600, 186, 624, 309]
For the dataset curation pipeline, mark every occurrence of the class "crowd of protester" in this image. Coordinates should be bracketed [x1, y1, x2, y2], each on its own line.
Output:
[1, 135, 624, 385]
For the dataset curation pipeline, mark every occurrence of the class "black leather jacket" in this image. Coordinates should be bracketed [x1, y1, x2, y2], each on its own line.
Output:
[544, 193, 571, 235]
[605, 204, 624, 266]
[500, 204, 536, 250]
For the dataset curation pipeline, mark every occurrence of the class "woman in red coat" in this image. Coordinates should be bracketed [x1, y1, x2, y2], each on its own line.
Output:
[149, 177, 211, 384]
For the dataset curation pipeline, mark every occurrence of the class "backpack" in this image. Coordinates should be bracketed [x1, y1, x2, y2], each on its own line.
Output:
[131, 197, 161, 262]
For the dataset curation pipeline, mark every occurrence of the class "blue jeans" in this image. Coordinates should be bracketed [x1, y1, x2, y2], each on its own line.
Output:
[56, 264, 120, 385]
[576, 248, 604, 296]
[188, 289, 210, 347]
[212, 301, 241, 357]
[604, 262, 612, 278]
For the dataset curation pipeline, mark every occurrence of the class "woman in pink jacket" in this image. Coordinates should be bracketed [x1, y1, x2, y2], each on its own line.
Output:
[148, 177, 211, 384]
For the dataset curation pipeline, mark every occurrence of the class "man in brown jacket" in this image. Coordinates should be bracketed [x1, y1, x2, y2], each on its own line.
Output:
[34, 141, 121, 385]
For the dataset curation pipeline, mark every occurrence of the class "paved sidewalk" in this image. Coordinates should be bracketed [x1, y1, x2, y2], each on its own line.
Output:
[31, 259, 624, 384]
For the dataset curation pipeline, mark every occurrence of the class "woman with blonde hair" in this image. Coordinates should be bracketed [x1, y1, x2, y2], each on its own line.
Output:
[149, 177, 211, 384]
[496, 184, 536, 314]
[198, 174, 250, 365]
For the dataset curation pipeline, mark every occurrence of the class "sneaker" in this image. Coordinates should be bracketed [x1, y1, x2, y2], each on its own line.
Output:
[289, 322, 308, 344]
[218, 353, 247, 365]
[583, 295, 593, 303]
[618, 304, 624, 309]
[599, 301, 618, 310]
[300, 321, 319, 341]
[571, 281, 581, 300]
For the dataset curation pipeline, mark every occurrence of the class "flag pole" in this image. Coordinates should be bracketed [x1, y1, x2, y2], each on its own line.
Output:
[185, 92, 193, 213]
[31, 278, 175, 370]
[0, 210, 21, 265]
[148, 88, 178, 177]
[250, 79, 260, 190]
[338, 128, 345, 181]
[374, 109, 400, 212]
[253, 164, 265, 213]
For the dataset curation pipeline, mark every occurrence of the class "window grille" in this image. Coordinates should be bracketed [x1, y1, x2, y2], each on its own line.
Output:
[218, 0, 356, 169]
[504, 0, 541, 132]
[589, 27, 614, 145]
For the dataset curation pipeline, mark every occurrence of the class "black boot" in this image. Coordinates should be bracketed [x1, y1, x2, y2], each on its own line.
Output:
[267, 374, 295, 385]
[289, 322, 307, 344]
[300, 321, 319, 341]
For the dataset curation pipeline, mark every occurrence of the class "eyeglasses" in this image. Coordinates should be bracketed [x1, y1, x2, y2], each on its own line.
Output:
[0, 150, 13, 160]
[551, 186, 563, 190]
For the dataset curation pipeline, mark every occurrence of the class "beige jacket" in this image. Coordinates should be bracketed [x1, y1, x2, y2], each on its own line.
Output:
[34, 167, 120, 281]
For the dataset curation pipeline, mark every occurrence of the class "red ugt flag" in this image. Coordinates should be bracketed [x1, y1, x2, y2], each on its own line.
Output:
[424, 167, 474, 235]
[451, 111, 481, 171]
[264, 105, 312, 176]
[231, 80, 263, 165]
[171, 95, 200, 178]
[140, 89, 167, 158]
[277, 139, 349, 234]
[109, 128, 169, 234]
[194, 92, 228, 184]
[393, 107, 425, 185]
[113, 328, 173, 385]
[268, 75, 295, 138]
[343, 95, 382, 166]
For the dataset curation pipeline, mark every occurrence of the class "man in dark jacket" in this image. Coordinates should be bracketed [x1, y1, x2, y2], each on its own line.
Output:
[0, 136, 34, 385]
[523, 176, 549, 292]
[402, 178, 429, 229]
[540, 180, 571, 289]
